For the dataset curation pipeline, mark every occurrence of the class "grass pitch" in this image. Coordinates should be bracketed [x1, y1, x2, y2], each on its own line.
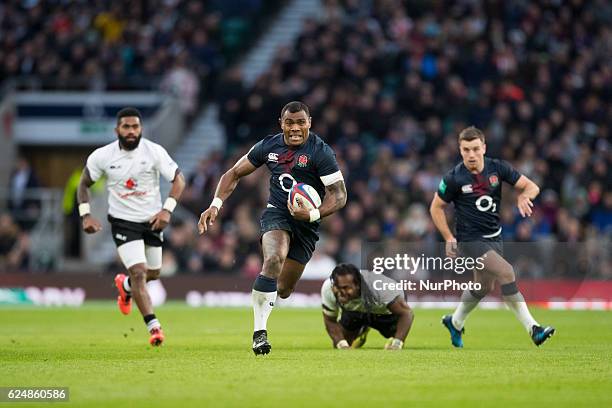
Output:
[1, 303, 611, 407]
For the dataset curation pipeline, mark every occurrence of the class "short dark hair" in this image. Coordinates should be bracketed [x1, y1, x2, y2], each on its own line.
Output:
[280, 101, 310, 118]
[331, 263, 361, 286]
[116, 107, 142, 125]
[458, 126, 485, 143]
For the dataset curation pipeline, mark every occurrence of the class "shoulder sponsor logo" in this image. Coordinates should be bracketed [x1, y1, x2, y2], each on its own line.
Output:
[110, 165, 121, 169]
[461, 184, 473, 194]
[438, 179, 447, 194]
[489, 174, 499, 187]
[268, 153, 279, 162]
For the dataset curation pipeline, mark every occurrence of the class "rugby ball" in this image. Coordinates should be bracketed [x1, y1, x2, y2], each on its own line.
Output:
[289, 183, 321, 211]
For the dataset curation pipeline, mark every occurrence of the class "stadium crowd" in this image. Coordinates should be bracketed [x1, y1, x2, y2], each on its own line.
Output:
[1, 0, 609, 277]
[170, 0, 611, 278]
[0, 0, 274, 116]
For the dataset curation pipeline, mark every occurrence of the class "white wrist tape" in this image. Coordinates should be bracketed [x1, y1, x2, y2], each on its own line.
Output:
[336, 339, 349, 349]
[391, 338, 404, 348]
[309, 208, 321, 222]
[211, 197, 223, 210]
[163, 197, 177, 213]
[78, 203, 91, 217]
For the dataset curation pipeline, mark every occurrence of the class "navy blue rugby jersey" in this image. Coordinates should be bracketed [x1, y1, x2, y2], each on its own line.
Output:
[247, 132, 342, 209]
[437, 157, 521, 240]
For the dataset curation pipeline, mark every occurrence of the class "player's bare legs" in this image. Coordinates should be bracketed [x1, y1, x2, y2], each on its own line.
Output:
[128, 263, 154, 316]
[260, 230, 290, 279]
[146, 268, 161, 281]
[277, 259, 306, 299]
[126, 263, 164, 345]
[115, 268, 160, 313]
[252, 230, 290, 355]
[479, 250, 540, 331]
[479, 250, 516, 285]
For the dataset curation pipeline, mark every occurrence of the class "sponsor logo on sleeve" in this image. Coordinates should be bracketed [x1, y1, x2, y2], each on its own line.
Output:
[438, 179, 447, 194]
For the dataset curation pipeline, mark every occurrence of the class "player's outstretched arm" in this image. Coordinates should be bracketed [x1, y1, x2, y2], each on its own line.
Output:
[322, 313, 349, 349]
[385, 297, 414, 350]
[198, 155, 257, 234]
[429, 193, 457, 257]
[77, 167, 102, 234]
[150, 169, 186, 230]
[513, 175, 540, 218]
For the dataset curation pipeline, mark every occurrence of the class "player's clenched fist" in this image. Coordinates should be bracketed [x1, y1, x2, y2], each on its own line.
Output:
[82, 215, 102, 234]
[149, 210, 171, 231]
[198, 207, 218, 234]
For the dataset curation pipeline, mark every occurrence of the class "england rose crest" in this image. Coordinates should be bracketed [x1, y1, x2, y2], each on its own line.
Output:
[489, 174, 499, 187]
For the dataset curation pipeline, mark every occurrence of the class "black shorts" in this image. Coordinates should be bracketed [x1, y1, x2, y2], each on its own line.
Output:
[459, 235, 503, 258]
[339, 310, 399, 339]
[259, 206, 320, 265]
[108, 215, 163, 248]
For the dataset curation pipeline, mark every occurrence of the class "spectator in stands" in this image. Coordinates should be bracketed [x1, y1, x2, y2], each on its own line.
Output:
[3, 0, 610, 276]
[160, 52, 201, 124]
[0, 213, 30, 271]
[0, 0, 268, 95]
[7, 156, 40, 230]
[204, 0, 611, 275]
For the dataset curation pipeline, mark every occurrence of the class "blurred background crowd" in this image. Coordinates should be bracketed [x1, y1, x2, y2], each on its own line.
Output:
[0, 0, 278, 119]
[1, 0, 610, 278]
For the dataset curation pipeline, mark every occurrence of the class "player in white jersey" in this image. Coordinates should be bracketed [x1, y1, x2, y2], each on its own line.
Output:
[321, 263, 414, 350]
[77, 107, 185, 346]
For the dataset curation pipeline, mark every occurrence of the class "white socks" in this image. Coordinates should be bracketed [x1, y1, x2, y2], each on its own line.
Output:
[452, 282, 539, 335]
[452, 290, 483, 330]
[123, 276, 131, 293]
[146, 318, 160, 332]
[252, 290, 277, 332]
[503, 292, 538, 334]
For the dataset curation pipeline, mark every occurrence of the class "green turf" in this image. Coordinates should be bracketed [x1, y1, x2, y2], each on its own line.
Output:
[1, 303, 611, 407]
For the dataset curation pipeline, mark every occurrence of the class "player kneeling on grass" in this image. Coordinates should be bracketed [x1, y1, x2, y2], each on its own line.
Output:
[321, 263, 414, 350]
